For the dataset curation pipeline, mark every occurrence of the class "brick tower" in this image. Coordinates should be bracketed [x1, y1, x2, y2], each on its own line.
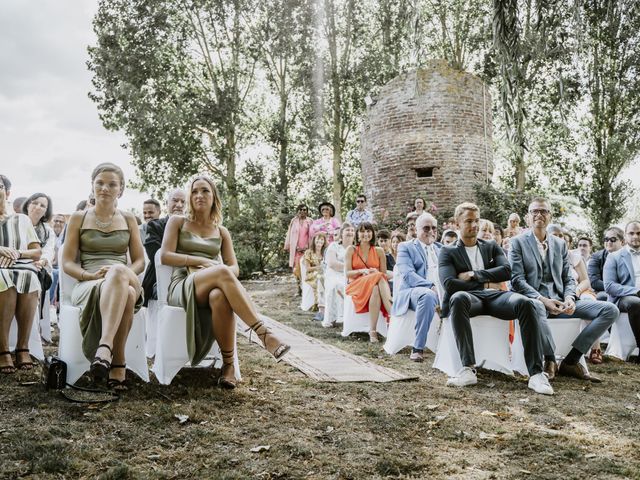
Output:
[360, 61, 493, 222]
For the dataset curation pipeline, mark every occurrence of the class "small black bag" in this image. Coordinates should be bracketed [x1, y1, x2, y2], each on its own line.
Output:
[43, 356, 67, 390]
[37, 268, 53, 292]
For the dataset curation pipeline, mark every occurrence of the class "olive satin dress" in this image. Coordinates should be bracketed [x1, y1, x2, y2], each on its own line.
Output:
[71, 217, 143, 361]
[167, 227, 222, 366]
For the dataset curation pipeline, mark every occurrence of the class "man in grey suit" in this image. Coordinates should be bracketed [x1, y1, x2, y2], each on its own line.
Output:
[509, 197, 619, 382]
[439, 202, 552, 395]
[392, 212, 441, 362]
[603, 221, 640, 362]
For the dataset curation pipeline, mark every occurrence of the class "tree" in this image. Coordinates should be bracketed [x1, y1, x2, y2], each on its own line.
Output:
[89, 0, 260, 216]
[577, 0, 640, 235]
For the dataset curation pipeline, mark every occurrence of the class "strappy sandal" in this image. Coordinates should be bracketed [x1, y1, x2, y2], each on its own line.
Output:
[588, 348, 603, 365]
[107, 364, 128, 392]
[0, 351, 16, 374]
[14, 349, 35, 371]
[217, 349, 237, 390]
[246, 320, 290, 361]
[90, 344, 112, 383]
[369, 331, 379, 343]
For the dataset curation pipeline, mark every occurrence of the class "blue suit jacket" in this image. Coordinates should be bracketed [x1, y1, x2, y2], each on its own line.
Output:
[603, 248, 639, 304]
[508, 230, 576, 300]
[392, 239, 441, 317]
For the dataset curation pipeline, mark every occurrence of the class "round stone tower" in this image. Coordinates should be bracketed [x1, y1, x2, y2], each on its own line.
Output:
[360, 61, 493, 222]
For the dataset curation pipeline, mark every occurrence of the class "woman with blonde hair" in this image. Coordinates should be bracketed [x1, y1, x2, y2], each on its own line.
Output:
[62, 163, 145, 390]
[323, 223, 356, 328]
[302, 232, 328, 320]
[161, 175, 290, 389]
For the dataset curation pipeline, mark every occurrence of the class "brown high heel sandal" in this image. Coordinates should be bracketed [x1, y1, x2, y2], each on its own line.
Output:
[217, 349, 237, 390]
[0, 351, 16, 374]
[246, 320, 290, 361]
[15, 349, 35, 371]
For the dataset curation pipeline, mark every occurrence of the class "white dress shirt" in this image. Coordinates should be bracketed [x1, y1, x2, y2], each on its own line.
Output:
[627, 245, 640, 288]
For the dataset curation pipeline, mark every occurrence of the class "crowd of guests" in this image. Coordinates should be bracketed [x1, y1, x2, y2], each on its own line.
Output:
[0, 165, 289, 390]
[285, 194, 640, 396]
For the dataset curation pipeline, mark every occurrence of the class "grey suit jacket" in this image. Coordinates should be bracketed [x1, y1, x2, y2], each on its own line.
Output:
[508, 230, 576, 300]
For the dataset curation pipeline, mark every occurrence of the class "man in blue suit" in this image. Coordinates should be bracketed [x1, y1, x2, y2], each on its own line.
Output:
[392, 212, 441, 362]
[603, 221, 640, 361]
[510, 197, 618, 383]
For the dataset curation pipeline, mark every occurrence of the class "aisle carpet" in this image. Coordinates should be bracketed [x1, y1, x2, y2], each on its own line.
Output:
[237, 315, 417, 383]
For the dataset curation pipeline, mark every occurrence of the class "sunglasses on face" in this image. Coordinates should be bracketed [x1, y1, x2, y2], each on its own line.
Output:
[356, 200, 365, 203]
[603, 237, 620, 243]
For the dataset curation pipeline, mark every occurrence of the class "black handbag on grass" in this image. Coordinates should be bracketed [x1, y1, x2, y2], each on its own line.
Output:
[42, 356, 120, 404]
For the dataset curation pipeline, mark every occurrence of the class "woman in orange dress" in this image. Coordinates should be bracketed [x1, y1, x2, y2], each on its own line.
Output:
[345, 222, 392, 343]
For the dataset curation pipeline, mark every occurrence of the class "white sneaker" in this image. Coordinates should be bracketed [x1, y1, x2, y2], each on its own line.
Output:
[528, 372, 554, 395]
[446, 367, 477, 387]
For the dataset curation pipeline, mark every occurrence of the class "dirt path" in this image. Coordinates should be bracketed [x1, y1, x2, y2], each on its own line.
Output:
[1, 274, 640, 479]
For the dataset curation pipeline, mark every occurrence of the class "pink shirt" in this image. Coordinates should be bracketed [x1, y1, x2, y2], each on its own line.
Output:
[310, 217, 341, 244]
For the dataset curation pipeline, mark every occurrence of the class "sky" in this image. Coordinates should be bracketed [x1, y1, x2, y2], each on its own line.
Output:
[0, 1, 638, 221]
[0, 1, 148, 214]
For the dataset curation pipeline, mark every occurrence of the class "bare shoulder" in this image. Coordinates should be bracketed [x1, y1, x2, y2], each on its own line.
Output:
[219, 225, 232, 239]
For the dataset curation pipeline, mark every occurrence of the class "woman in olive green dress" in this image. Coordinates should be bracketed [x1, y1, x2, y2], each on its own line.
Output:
[62, 163, 145, 389]
[160, 175, 290, 389]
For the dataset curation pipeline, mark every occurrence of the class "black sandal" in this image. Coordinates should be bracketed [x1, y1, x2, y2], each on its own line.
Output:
[217, 350, 236, 390]
[246, 321, 290, 361]
[107, 364, 128, 391]
[14, 349, 35, 371]
[90, 344, 112, 383]
[0, 351, 16, 375]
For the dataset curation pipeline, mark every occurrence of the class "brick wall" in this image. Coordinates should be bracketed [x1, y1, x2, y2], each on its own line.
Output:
[360, 61, 493, 222]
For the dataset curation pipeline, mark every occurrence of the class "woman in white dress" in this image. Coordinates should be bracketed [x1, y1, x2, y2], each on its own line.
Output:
[322, 223, 355, 328]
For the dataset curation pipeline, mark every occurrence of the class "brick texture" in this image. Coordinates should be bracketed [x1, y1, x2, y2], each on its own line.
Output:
[360, 61, 493, 221]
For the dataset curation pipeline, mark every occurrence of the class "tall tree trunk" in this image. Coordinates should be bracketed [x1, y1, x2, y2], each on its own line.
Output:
[277, 70, 289, 202]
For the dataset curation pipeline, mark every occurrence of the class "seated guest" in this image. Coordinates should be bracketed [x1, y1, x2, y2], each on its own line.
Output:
[405, 212, 419, 240]
[477, 219, 495, 241]
[345, 194, 374, 228]
[302, 232, 328, 320]
[577, 237, 593, 263]
[12, 197, 27, 215]
[310, 202, 341, 243]
[22, 193, 56, 319]
[441, 229, 458, 246]
[502, 236, 511, 253]
[50, 213, 66, 306]
[62, 163, 145, 390]
[440, 202, 551, 394]
[504, 212, 522, 238]
[284, 204, 312, 294]
[161, 175, 290, 388]
[603, 221, 640, 364]
[588, 227, 624, 301]
[392, 213, 441, 362]
[494, 224, 504, 248]
[413, 197, 426, 216]
[390, 231, 405, 263]
[509, 197, 618, 383]
[323, 223, 355, 328]
[140, 198, 161, 240]
[345, 222, 392, 343]
[0, 175, 42, 373]
[442, 216, 456, 231]
[141, 189, 186, 307]
[377, 229, 395, 283]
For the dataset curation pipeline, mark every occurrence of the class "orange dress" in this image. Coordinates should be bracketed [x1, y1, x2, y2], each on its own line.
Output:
[346, 246, 389, 317]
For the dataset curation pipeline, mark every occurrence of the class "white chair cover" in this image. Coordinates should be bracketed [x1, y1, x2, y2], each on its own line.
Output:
[383, 309, 441, 355]
[605, 313, 639, 360]
[39, 294, 52, 343]
[299, 261, 315, 311]
[151, 251, 241, 385]
[58, 248, 150, 385]
[433, 315, 513, 377]
[323, 266, 345, 326]
[340, 294, 388, 337]
[145, 299, 159, 358]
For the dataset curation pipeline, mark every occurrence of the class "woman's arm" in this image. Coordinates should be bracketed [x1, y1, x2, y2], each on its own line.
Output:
[326, 245, 344, 272]
[345, 246, 369, 279]
[62, 212, 90, 281]
[124, 211, 145, 275]
[377, 247, 388, 274]
[219, 226, 240, 277]
[38, 224, 56, 267]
